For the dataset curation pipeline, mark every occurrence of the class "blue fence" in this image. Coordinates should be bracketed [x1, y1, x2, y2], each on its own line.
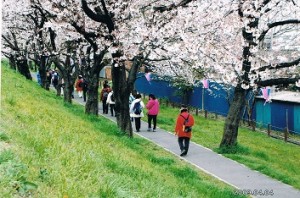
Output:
[255, 99, 300, 134]
[135, 74, 230, 115]
[135, 73, 300, 134]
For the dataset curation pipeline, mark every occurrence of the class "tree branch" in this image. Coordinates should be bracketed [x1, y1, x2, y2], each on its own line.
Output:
[258, 19, 300, 41]
[254, 57, 300, 73]
[153, 0, 194, 12]
[257, 77, 300, 87]
[81, 0, 114, 32]
[2, 34, 19, 51]
[71, 22, 98, 51]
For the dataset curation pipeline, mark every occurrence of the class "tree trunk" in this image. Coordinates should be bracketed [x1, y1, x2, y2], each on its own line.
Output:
[182, 87, 192, 105]
[8, 55, 17, 70]
[220, 8, 258, 147]
[39, 55, 50, 90]
[16, 59, 32, 80]
[111, 55, 141, 137]
[85, 73, 100, 115]
[63, 80, 73, 103]
[52, 56, 77, 104]
[116, 94, 133, 135]
[220, 86, 248, 147]
[112, 63, 133, 136]
[84, 52, 106, 115]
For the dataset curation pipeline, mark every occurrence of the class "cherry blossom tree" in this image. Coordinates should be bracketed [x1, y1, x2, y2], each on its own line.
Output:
[135, 0, 300, 146]
[2, 0, 34, 80]
[79, 0, 200, 135]
[42, 0, 112, 113]
[79, 0, 151, 135]
[32, 0, 88, 102]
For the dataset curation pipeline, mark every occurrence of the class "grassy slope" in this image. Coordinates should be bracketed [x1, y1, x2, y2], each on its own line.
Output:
[0, 63, 245, 197]
[150, 94, 300, 190]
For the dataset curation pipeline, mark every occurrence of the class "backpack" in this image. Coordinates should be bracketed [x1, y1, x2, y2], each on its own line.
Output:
[53, 74, 59, 84]
[82, 79, 89, 89]
[133, 101, 142, 115]
[78, 80, 83, 88]
[102, 92, 108, 101]
[111, 93, 115, 102]
[180, 114, 192, 133]
[79, 79, 88, 89]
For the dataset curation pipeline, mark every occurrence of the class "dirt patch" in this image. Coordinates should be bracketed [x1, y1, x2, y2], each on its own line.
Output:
[0, 141, 11, 152]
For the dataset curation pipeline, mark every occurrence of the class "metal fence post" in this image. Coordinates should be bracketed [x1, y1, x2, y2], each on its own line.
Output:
[251, 120, 256, 131]
[284, 127, 288, 142]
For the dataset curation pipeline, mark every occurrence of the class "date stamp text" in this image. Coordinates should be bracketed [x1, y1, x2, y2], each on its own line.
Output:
[234, 189, 274, 196]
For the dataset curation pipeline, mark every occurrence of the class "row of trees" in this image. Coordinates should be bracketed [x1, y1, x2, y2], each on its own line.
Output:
[2, 0, 300, 147]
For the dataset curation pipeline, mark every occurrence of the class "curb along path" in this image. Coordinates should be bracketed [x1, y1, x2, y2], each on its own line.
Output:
[74, 95, 300, 198]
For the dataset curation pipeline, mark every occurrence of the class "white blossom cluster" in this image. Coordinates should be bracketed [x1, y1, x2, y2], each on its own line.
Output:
[2, 0, 300, 88]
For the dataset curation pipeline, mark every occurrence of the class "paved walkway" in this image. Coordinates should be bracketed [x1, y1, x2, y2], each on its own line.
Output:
[71, 95, 300, 198]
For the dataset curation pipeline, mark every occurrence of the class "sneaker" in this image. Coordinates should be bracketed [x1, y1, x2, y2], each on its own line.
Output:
[180, 150, 187, 156]
[153, 129, 156, 132]
[147, 128, 151, 132]
[136, 129, 140, 132]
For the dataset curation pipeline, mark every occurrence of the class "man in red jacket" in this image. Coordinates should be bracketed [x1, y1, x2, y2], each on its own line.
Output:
[175, 105, 195, 156]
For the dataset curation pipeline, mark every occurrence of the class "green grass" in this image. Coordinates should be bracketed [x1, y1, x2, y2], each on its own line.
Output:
[145, 98, 300, 190]
[1, 61, 245, 197]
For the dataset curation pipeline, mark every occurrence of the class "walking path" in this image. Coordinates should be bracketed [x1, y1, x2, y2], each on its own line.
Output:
[72, 95, 300, 198]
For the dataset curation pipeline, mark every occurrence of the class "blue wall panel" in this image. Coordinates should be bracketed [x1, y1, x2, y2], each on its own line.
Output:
[135, 74, 182, 103]
[189, 88, 202, 109]
[271, 102, 294, 132]
[135, 77, 230, 115]
[204, 83, 230, 116]
[294, 106, 300, 134]
[255, 100, 271, 128]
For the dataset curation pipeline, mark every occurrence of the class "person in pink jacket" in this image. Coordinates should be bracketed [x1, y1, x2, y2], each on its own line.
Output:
[146, 94, 160, 132]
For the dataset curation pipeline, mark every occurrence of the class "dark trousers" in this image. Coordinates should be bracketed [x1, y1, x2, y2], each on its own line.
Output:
[134, 117, 141, 131]
[110, 104, 115, 116]
[83, 90, 87, 102]
[102, 101, 108, 114]
[178, 137, 190, 153]
[148, 114, 157, 129]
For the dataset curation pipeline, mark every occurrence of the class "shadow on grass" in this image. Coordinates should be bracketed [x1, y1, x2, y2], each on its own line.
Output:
[215, 144, 250, 155]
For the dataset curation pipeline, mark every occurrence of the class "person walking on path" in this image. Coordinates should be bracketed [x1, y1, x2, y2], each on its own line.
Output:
[75, 75, 84, 98]
[146, 94, 160, 132]
[130, 94, 145, 132]
[51, 70, 59, 89]
[175, 105, 195, 156]
[82, 77, 89, 102]
[106, 90, 116, 116]
[100, 86, 111, 114]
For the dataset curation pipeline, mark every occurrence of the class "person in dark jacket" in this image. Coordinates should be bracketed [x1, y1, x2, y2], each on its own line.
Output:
[100, 86, 111, 114]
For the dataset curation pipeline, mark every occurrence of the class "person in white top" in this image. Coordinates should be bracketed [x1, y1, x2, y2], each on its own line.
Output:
[130, 94, 145, 132]
[106, 90, 116, 116]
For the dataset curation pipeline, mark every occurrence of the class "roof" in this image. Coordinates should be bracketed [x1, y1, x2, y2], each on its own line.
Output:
[256, 91, 300, 104]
